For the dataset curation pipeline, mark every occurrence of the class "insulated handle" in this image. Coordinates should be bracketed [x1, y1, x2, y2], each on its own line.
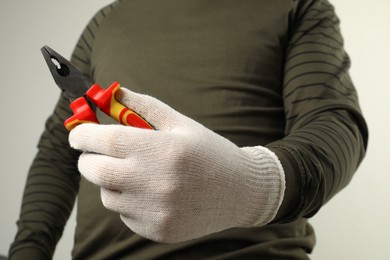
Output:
[64, 97, 99, 130]
[86, 82, 153, 129]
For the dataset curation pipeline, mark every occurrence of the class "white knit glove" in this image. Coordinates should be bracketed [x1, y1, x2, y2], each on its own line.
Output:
[69, 88, 285, 243]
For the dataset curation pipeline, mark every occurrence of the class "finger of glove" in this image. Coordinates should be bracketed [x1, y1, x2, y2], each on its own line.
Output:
[105, 190, 182, 243]
[78, 148, 174, 192]
[101, 188, 163, 221]
[69, 123, 161, 158]
[78, 152, 134, 191]
[101, 187, 125, 213]
[101, 190, 164, 243]
[117, 88, 192, 131]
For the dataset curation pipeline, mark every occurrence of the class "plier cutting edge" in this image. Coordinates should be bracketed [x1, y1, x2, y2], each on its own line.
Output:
[41, 45, 153, 131]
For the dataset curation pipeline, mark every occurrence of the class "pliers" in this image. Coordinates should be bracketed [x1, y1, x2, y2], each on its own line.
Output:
[41, 45, 153, 131]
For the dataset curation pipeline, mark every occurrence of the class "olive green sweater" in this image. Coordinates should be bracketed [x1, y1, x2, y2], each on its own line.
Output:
[10, 0, 368, 259]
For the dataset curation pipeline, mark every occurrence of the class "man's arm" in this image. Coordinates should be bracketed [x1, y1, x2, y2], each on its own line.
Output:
[8, 94, 81, 259]
[267, 0, 368, 222]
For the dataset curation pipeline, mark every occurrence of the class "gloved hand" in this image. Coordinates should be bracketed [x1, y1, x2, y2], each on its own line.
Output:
[69, 88, 285, 243]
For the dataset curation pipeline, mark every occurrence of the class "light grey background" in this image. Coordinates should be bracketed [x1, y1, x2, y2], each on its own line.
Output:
[0, 1, 389, 259]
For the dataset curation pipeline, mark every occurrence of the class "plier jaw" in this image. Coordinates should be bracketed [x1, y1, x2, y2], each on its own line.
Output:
[41, 45, 153, 131]
[41, 45, 93, 102]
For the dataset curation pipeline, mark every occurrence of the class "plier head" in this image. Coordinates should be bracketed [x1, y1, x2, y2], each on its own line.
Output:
[41, 45, 93, 102]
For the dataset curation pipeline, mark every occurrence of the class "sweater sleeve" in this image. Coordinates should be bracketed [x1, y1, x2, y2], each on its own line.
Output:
[267, 0, 368, 222]
[8, 95, 81, 260]
[8, 3, 120, 259]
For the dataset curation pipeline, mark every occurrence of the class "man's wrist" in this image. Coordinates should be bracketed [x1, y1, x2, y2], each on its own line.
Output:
[267, 146, 302, 223]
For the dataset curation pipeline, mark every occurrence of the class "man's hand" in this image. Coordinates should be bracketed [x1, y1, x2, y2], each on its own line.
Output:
[69, 88, 285, 243]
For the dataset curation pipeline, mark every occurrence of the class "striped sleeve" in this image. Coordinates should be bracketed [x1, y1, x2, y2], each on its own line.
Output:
[8, 3, 120, 259]
[9, 96, 80, 260]
[267, 0, 368, 222]
[70, 1, 121, 75]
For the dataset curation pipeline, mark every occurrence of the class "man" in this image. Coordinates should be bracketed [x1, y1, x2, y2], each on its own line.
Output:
[10, 0, 368, 259]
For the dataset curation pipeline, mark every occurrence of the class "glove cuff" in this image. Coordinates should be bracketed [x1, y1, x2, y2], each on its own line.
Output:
[239, 145, 286, 227]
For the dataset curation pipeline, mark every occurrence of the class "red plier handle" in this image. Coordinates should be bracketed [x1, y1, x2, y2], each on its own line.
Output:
[65, 82, 153, 131]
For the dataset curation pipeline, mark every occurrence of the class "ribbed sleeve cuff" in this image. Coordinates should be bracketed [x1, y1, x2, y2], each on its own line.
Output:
[9, 247, 50, 260]
[267, 145, 302, 223]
